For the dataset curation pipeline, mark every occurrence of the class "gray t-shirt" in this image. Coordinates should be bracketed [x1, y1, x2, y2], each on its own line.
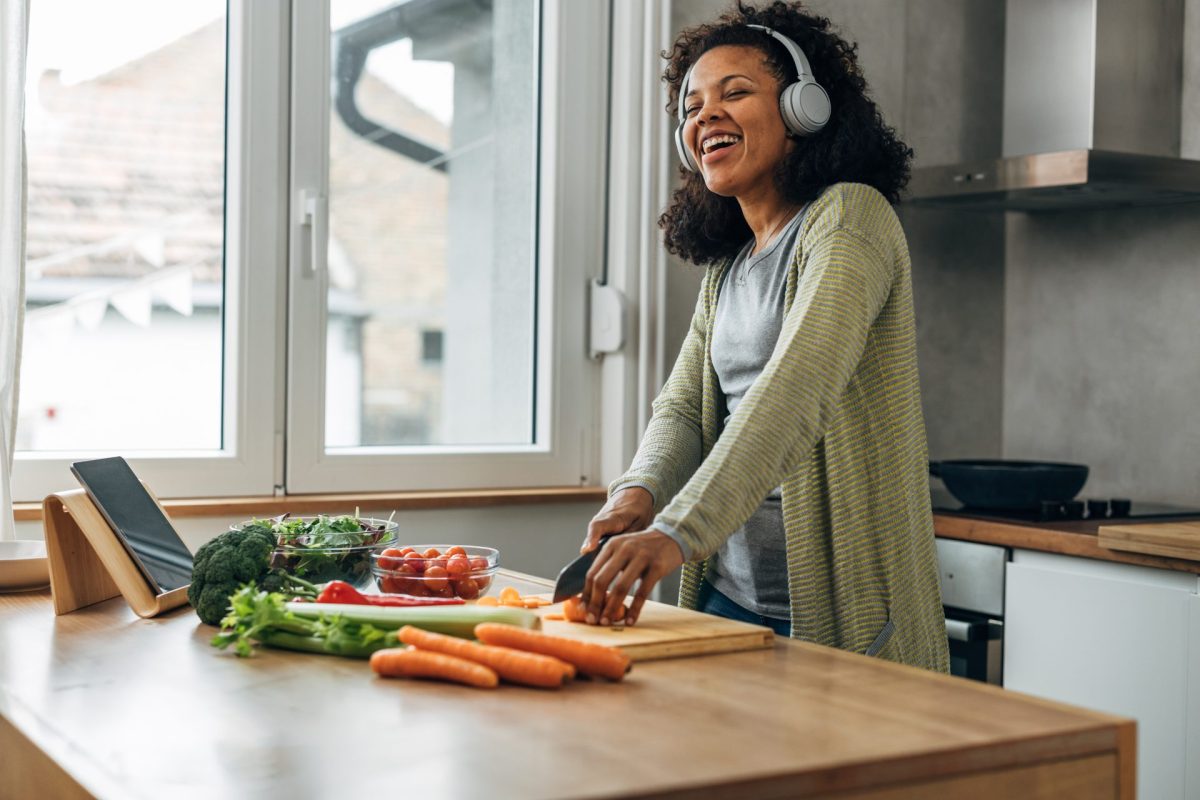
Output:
[706, 206, 808, 619]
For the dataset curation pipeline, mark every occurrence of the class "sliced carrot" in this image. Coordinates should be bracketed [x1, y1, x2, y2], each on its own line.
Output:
[397, 626, 570, 688]
[562, 595, 588, 623]
[498, 586, 522, 604]
[370, 647, 498, 688]
[522, 598, 541, 609]
[544, 613, 566, 621]
[476, 596, 499, 607]
[537, 598, 553, 606]
[474, 623, 631, 681]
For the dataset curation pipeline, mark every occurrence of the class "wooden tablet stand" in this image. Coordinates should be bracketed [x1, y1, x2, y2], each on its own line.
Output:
[42, 489, 190, 618]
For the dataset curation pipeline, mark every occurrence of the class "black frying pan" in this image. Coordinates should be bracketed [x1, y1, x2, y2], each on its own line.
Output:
[929, 460, 1089, 510]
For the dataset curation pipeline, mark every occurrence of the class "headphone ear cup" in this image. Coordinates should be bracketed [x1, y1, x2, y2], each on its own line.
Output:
[674, 122, 698, 172]
[779, 79, 831, 136]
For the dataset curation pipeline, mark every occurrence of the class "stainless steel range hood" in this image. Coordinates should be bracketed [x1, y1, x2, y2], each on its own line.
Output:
[906, 0, 1200, 211]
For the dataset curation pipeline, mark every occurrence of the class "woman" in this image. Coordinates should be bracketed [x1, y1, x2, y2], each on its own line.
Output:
[578, 1, 948, 671]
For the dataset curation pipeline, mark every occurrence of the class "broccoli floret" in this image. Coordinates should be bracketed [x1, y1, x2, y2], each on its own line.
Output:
[187, 524, 318, 625]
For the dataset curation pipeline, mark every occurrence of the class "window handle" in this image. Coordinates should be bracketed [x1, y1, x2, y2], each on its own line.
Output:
[589, 280, 627, 359]
[299, 190, 327, 278]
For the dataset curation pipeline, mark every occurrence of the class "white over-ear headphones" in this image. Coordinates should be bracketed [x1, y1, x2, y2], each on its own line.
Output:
[674, 24, 832, 172]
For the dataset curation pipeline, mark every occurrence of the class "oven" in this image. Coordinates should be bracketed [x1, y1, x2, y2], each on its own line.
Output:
[935, 538, 1007, 684]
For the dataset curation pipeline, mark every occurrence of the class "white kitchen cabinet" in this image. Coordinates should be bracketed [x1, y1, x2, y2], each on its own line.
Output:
[1189, 592, 1200, 798]
[1004, 549, 1200, 800]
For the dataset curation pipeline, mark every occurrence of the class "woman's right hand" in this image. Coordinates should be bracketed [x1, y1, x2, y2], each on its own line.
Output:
[581, 486, 655, 554]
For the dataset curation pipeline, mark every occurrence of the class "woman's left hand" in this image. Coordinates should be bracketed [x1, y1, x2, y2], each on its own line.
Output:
[579, 530, 684, 626]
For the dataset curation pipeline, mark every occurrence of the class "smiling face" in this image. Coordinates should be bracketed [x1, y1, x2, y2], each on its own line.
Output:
[681, 45, 793, 199]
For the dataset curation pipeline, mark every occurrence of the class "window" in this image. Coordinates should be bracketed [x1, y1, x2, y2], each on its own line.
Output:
[324, 0, 538, 448]
[13, 0, 609, 501]
[21, 4, 228, 453]
[286, 0, 608, 493]
[14, 0, 282, 501]
[420, 330, 444, 365]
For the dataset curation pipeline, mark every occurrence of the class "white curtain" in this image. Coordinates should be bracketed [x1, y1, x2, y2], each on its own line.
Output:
[0, 0, 29, 541]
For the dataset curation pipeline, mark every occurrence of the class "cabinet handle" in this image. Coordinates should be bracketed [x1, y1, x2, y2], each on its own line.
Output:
[945, 618, 977, 642]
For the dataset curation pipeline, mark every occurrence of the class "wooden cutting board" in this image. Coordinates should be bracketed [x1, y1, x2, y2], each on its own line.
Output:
[525, 594, 776, 662]
[1097, 521, 1200, 562]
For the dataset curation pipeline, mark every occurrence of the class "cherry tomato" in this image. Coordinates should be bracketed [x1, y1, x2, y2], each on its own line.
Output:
[475, 575, 493, 592]
[424, 565, 450, 592]
[403, 556, 427, 574]
[468, 556, 489, 571]
[446, 555, 470, 576]
[377, 547, 405, 571]
[379, 575, 401, 594]
[446, 546, 467, 558]
[427, 557, 448, 572]
[422, 548, 442, 559]
[453, 578, 479, 599]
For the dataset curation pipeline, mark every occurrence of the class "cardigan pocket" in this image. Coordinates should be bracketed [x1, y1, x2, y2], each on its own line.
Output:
[864, 617, 896, 658]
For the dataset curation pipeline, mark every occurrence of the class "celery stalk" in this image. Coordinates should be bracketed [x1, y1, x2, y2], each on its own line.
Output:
[285, 601, 541, 639]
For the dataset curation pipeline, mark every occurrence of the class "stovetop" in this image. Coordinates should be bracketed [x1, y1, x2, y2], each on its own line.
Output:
[930, 488, 1200, 524]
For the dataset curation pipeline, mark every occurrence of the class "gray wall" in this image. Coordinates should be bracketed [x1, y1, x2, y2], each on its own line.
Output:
[991, 0, 1200, 504]
[661, 0, 1200, 504]
[888, 0, 1008, 461]
[1004, 208, 1200, 501]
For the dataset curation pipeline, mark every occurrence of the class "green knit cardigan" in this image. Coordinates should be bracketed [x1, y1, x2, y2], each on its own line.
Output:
[613, 182, 949, 672]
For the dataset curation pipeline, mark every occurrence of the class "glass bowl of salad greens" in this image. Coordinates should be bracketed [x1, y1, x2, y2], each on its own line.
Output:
[233, 513, 398, 590]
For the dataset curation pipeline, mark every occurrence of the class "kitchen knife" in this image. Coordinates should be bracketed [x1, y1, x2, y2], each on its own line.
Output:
[552, 534, 615, 603]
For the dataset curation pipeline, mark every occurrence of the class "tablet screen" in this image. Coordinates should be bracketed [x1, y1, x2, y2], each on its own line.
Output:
[70, 457, 194, 592]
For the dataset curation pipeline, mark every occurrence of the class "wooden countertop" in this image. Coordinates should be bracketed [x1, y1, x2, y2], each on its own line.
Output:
[934, 512, 1200, 575]
[0, 572, 1134, 800]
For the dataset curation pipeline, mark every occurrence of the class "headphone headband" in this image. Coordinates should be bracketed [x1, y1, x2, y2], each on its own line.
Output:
[744, 24, 817, 85]
[676, 25, 819, 123]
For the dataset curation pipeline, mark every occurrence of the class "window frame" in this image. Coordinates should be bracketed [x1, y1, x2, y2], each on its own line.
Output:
[14, 0, 612, 503]
[283, 0, 609, 494]
[12, 0, 287, 502]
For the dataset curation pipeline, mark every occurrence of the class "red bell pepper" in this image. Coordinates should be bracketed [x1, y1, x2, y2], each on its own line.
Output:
[315, 580, 465, 607]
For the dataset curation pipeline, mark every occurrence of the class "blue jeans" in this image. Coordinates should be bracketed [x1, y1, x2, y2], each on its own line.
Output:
[697, 580, 791, 637]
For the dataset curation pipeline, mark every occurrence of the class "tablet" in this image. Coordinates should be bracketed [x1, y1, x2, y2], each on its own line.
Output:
[70, 457, 194, 592]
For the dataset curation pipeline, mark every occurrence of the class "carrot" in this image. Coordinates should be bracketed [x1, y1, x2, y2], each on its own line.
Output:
[498, 586, 522, 604]
[522, 598, 541, 609]
[544, 613, 566, 621]
[397, 626, 571, 687]
[474, 623, 631, 681]
[562, 596, 588, 623]
[476, 596, 499, 607]
[370, 647, 499, 688]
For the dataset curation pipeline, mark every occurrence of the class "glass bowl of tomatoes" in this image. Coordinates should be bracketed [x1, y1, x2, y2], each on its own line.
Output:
[370, 545, 498, 600]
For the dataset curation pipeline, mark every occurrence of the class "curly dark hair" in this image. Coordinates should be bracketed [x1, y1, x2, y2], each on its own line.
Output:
[659, 1, 912, 265]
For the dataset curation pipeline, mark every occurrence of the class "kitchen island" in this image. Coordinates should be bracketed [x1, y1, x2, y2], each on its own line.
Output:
[1, 571, 1133, 799]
